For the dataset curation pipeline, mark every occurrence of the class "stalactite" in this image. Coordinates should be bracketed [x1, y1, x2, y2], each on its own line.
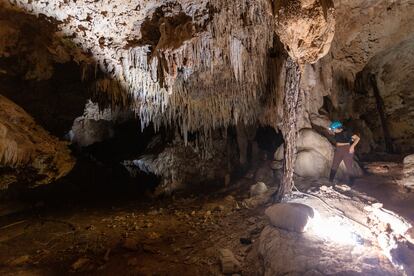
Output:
[85, 0, 275, 144]
[274, 57, 302, 202]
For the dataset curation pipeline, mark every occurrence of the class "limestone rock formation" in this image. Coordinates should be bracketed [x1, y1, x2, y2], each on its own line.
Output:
[273, 0, 335, 65]
[355, 38, 414, 153]
[131, 135, 236, 195]
[0, 95, 75, 189]
[257, 187, 413, 275]
[68, 101, 133, 147]
[298, 0, 414, 154]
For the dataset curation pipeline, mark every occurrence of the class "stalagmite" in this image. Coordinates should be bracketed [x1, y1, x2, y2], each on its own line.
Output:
[274, 57, 302, 201]
[272, 0, 335, 200]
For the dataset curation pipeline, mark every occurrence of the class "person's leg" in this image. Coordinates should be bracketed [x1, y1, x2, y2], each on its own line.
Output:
[343, 147, 355, 185]
[329, 146, 344, 183]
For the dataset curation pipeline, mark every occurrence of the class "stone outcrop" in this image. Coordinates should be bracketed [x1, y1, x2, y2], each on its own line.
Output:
[298, 0, 414, 154]
[68, 101, 133, 147]
[0, 95, 75, 189]
[257, 187, 413, 275]
[130, 134, 237, 195]
[355, 38, 414, 153]
[402, 154, 414, 189]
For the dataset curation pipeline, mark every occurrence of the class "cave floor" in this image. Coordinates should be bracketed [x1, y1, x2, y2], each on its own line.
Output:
[0, 162, 413, 276]
[0, 177, 268, 276]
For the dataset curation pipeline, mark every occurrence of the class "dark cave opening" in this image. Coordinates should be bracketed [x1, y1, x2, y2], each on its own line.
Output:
[255, 126, 284, 161]
[0, 61, 92, 138]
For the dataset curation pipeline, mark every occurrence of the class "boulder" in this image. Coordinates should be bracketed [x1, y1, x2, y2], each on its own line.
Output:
[296, 128, 334, 160]
[295, 149, 330, 178]
[250, 182, 268, 197]
[265, 203, 314, 233]
[402, 154, 414, 189]
[0, 95, 75, 189]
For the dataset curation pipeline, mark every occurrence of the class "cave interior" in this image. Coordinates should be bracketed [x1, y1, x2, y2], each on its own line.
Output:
[0, 0, 414, 275]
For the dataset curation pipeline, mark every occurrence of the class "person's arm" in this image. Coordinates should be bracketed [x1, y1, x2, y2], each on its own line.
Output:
[337, 142, 351, 146]
[349, 134, 360, 153]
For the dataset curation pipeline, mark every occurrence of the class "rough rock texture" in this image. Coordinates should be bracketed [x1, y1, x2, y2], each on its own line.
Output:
[274, 0, 335, 65]
[257, 187, 413, 275]
[0, 95, 75, 189]
[402, 154, 414, 189]
[258, 225, 399, 276]
[1, 0, 275, 140]
[250, 182, 268, 198]
[300, 0, 414, 154]
[131, 134, 236, 195]
[355, 38, 414, 153]
[68, 101, 133, 147]
[218, 248, 241, 274]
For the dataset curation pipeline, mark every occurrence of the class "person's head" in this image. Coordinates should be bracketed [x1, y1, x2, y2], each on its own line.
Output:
[329, 121, 343, 133]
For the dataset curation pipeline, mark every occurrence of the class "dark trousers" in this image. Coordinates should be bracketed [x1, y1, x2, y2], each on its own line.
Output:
[329, 145, 354, 182]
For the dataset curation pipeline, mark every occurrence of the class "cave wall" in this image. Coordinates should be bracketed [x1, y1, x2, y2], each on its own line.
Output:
[0, 94, 75, 190]
[305, 0, 414, 155]
[355, 38, 414, 153]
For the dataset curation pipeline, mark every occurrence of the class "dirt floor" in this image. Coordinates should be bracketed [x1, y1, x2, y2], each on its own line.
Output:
[0, 161, 413, 276]
[0, 176, 270, 276]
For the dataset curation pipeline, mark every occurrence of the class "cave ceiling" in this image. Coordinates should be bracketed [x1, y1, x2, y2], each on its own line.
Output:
[0, 0, 413, 144]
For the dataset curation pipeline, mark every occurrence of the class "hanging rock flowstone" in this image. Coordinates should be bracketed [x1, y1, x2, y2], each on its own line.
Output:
[0, 94, 75, 189]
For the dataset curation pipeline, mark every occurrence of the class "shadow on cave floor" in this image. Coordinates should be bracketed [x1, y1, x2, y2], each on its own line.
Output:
[353, 176, 414, 223]
[0, 166, 264, 276]
[1, 159, 413, 275]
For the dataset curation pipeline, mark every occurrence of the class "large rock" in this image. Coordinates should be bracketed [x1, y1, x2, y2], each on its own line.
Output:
[274, 128, 362, 178]
[250, 182, 268, 198]
[0, 95, 75, 189]
[295, 149, 331, 178]
[265, 203, 314, 233]
[402, 154, 414, 189]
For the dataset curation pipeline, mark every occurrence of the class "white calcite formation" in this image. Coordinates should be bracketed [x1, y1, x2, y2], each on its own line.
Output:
[1, 0, 337, 143]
